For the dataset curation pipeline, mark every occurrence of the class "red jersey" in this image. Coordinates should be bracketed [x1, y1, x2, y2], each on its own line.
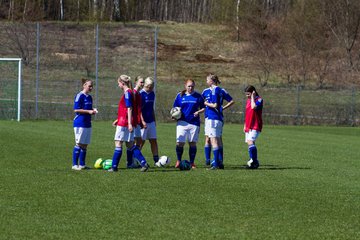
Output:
[244, 96, 263, 132]
[133, 88, 142, 127]
[117, 89, 134, 127]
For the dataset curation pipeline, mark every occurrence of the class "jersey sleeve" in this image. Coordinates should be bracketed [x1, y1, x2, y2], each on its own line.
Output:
[211, 87, 221, 104]
[255, 97, 263, 109]
[222, 88, 233, 102]
[173, 93, 181, 108]
[124, 90, 133, 108]
[74, 94, 84, 110]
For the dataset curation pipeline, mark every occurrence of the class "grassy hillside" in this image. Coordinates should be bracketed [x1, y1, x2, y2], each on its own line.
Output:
[1, 22, 359, 124]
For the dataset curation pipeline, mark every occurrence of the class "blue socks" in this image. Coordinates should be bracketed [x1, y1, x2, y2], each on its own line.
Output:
[189, 146, 197, 164]
[112, 147, 122, 169]
[248, 144, 258, 163]
[219, 146, 223, 164]
[79, 148, 87, 166]
[204, 144, 211, 165]
[72, 146, 81, 166]
[132, 145, 147, 167]
[176, 146, 184, 161]
[126, 149, 133, 167]
[212, 147, 220, 167]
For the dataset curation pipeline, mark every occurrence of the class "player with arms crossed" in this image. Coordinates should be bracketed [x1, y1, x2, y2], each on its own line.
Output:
[202, 74, 234, 168]
[244, 85, 263, 169]
[203, 74, 224, 170]
[72, 78, 98, 170]
[173, 79, 205, 169]
[109, 75, 149, 172]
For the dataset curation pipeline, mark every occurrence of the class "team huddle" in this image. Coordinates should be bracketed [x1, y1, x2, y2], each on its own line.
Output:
[71, 74, 263, 172]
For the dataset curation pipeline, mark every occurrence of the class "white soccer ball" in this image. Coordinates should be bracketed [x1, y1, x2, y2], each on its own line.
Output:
[170, 107, 181, 120]
[156, 156, 170, 167]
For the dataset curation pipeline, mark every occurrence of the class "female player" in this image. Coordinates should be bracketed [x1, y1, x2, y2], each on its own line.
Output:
[140, 77, 159, 165]
[109, 75, 149, 172]
[133, 76, 145, 148]
[126, 75, 145, 168]
[203, 74, 224, 170]
[173, 79, 205, 169]
[244, 85, 263, 169]
[202, 74, 234, 168]
[72, 78, 98, 170]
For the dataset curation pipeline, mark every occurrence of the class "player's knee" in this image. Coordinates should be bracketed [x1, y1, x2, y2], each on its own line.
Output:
[247, 140, 254, 146]
[77, 143, 87, 149]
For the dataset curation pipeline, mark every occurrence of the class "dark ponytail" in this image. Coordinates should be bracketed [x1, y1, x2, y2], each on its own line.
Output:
[244, 85, 258, 96]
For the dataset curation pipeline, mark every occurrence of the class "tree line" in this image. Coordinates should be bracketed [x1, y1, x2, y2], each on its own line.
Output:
[0, 0, 359, 88]
[1, 0, 304, 23]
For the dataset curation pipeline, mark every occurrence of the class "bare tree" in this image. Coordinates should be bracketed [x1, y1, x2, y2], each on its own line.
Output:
[113, 0, 120, 21]
[2, 22, 36, 66]
[236, 0, 241, 42]
[60, 0, 64, 20]
[23, 0, 28, 21]
[323, 0, 360, 70]
[8, 0, 14, 20]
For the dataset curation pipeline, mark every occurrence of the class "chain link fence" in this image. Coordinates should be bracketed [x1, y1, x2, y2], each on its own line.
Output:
[0, 22, 358, 126]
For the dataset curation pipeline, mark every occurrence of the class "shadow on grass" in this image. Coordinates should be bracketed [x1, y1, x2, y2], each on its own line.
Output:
[220, 164, 311, 171]
[60, 164, 311, 173]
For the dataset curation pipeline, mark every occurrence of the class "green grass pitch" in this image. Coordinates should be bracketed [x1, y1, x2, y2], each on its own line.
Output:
[0, 121, 359, 239]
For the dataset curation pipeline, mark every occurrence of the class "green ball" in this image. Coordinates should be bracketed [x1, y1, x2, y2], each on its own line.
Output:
[102, 159, 113, 170]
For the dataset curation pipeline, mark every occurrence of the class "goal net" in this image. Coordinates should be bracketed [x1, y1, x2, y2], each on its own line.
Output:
[0, 58, 22, 121]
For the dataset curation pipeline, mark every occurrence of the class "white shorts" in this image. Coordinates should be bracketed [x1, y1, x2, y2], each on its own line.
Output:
[74, 127, 92, 145]
[114, 126, 134, 142]
[245, 129, 261, 142]
[134, 125, 142, 138]
[176, 120, 200, 143]
[204, 118, 223, 137]
[141, 121, 157, 140]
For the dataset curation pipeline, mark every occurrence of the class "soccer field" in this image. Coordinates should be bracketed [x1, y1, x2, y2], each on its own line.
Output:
[0, 121, 359, 239]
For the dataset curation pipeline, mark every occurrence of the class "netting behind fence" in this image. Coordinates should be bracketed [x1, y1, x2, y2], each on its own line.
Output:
[0, 22, 359, 126]
[0, 60, 19, 120]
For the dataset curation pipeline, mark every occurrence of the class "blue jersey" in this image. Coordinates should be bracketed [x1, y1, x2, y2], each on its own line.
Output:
[73, 92, 93, 128]
[220, 88, 233, 118]
[202, 86, 233, 121]
[202, 88, 212, 119]
[140, 90, 155, 123]
[203, 86, 223, 121]
[173, 91, 204, 126]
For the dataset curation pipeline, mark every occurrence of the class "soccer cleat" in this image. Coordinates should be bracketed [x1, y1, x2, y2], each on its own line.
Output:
[218, 163, 224, 169]
[154, 162, 162, 167]
[72, 165, 81, 170]
[175, 160, 180, 168]
[247, 159, 260, 169]
[79, 165, 89, 170]
[247, 159, 253, 167]
[107, 168, 118, 172]
[127, 164, 141, 169]
[252, 160, 260, 169]
[140, 163, 149, 172]
[208, 166, 218, 170]
[205, 160, 210, 166]
[191, 163, 196, 169]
